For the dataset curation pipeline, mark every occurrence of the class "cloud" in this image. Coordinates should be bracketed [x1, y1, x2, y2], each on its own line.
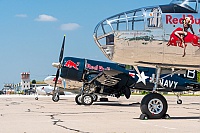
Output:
[60, 23, 80, 31]
[35, 14, 57, 22]
[15, 14, 28, 18]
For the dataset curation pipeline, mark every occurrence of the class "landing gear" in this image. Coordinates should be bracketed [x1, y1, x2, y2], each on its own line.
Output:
[75, 94, 82, 105]
[35, 90, 38, 100]
[52, 92, 60, 102]
[75, 93, 97, 105]
[81, 94, 94, 105]
[92, 94, 98, 102]
[175, 92, 182, 104]
[177, 99, 182, 104]
[140, 93, 168, 119]
[139, 67, 170, 119]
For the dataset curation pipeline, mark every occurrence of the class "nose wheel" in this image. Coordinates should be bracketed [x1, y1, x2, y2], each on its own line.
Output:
[52, 92, 60, 102]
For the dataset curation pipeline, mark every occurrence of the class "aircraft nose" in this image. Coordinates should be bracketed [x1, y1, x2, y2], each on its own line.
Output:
[44, 76, 54, 84]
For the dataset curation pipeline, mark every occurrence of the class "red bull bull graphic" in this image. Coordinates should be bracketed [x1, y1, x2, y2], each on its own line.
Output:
[64, 60, 79, 70]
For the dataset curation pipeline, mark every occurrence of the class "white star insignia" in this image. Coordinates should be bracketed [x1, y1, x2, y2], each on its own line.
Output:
[136, 71, 149, 85]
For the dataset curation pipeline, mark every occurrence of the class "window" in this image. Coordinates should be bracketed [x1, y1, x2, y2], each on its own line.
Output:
[146, 8, 162, 28]
[183, 0, 198, 11]
[125, 65, 134, 70]
[171, 0, 199, 12]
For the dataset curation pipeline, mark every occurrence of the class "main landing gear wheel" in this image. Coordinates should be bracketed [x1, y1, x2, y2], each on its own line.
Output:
[177, 99, 182, 104]
[52, 93, 60, 102]
[81, 94, 94, 105]
[75, 94, 82, 105]
[140, 93, 168, 119]
[35, 97, 38, 100]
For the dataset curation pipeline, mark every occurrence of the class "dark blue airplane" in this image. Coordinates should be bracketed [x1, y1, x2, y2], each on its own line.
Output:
[51, 35, 200, 119]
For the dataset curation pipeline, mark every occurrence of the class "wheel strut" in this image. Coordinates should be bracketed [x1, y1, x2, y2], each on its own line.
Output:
[153, 67, 161, 92]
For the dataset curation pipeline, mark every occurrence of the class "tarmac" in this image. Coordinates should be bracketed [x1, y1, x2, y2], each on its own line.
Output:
[0, 94, 200, 133]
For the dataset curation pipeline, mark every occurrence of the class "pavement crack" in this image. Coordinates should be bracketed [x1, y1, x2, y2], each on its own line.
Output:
[49, 113, 90, 133]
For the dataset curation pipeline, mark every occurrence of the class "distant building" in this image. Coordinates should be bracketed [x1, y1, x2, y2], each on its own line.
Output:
[21, 72, 30, 91]
[2, 83, 15, 94]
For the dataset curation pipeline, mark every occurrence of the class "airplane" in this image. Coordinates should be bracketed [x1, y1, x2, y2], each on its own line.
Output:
[92, 0, 200, 119]
[34, 77, 82, 100]
[34, 85, 54, 100]
[51, 52, 200, 106]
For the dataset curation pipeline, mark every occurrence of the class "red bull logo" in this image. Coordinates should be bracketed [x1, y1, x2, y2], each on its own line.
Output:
[166, 15, 200, 25]
[64, 60, 79, 70]
[86, 63, 110, 71]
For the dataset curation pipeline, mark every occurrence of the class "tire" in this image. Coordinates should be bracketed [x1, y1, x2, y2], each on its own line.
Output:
[35, 97, 38, 100]
[92, 94, 98, 102]
[177, 99, 182, 104]
[140, 93, 168, 119]
[81, 94, 93, 105]
[52, 93, 60, 102]
[75, 94, 82, 105]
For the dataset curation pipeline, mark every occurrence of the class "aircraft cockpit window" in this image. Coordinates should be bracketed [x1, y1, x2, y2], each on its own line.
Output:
[171, 0, 199, 12]
[125, 65, 134, 70]
[132, 10, 145, 30]
[100, 9, 145, 32]
[146, 8, 162, 28]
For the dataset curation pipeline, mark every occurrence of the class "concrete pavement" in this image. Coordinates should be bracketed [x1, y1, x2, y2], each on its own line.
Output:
[0, 95, 199, 133]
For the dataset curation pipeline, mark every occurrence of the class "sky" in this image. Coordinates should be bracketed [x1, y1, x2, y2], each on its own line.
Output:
[0, 0, 171, 89]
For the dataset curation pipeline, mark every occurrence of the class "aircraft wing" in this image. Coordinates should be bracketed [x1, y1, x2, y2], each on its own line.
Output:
[95, 70, 136, 88]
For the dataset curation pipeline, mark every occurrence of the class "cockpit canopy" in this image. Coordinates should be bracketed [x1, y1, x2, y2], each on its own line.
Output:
[171, 0, 200, 12]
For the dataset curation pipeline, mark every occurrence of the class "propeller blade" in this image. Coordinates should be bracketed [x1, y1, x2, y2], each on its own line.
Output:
[59, 35, 66, 63]
[53, 35, 66, 95]
[53, 69, 60, 91]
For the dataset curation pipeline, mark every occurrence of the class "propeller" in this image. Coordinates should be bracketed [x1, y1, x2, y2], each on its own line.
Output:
[52, 35, 66, 97]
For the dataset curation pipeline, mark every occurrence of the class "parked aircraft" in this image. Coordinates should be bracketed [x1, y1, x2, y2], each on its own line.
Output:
[93, 0, 200, 119]
[35, 85, 54, 100]
[51, 42, 200, 110]
[34, 77, 82, 100]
